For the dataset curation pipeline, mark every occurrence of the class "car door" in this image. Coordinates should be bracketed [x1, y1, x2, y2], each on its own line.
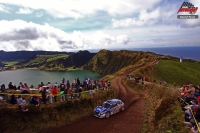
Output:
[110, 103, 118, 115]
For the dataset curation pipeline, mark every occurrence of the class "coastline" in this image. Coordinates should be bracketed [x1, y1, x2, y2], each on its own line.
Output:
[0, 67, 82, 72]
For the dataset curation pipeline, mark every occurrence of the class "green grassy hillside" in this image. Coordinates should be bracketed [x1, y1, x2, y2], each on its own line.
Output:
[6, 50, 96, 72]
[83, 49, 159, 75]
[152, 59, 200, 86]
[39, 50, 96, 71]
[22, 54, 68, 68]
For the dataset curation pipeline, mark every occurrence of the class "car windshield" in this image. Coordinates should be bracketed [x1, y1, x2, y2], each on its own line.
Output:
[102, 102, 111, 108]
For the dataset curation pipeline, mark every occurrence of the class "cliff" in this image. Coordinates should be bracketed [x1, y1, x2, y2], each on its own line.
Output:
[83, 49, 158, 75]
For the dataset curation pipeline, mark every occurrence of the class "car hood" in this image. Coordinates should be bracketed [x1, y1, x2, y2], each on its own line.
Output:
[95, 106, 108, 113]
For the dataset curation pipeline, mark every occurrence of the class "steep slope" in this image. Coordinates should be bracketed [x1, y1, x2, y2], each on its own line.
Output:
[39, 50, 96, 71]
[20, 54, 69, 68]
[83, 49, 159, 75]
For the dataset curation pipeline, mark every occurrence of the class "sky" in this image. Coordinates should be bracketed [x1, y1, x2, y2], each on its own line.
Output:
[0, 0, 200, 51]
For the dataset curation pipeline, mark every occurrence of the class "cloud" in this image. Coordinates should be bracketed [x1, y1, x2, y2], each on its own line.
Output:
[150, 37, 163, 42]
[111, 0, 200, 28]
[36, 12, 43, 17]
[0, 4, 10, 13]
[83, 31, 130, 47]
[0, 20, 131, 51]
[112, 8, 160, 27]
[0, 0, 199, 28]
[112, 18, 144, 27]
[16, 8, 33, 14]
[149, 30, 159, 33]
[0, 0, 162, 18]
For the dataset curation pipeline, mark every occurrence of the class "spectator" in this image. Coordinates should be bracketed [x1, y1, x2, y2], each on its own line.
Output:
[0, 84, 5, 92]
[10, 94, 17, 105]
[54, 82, 59, 88]
[46, 87, 53, 104]
[8, 82, 14, 89]
[60, 81, 66, 102]
[30, 94, 40, 106]
[184, 84, 196, 105]
[19, 82, 30, 94]
[52, 85, 58, 102]
[77, 77, 80, 86]
[41, 86, 47, 104]
[40, 82, 44, 86]
[7, 92, 12, 103]
[17, 95, 28, 112]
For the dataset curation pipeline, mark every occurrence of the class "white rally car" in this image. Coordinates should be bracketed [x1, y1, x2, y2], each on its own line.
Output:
[93, 99, 125, 118]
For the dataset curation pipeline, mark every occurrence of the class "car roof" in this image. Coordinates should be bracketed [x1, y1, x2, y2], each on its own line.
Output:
[105, 99, 121, 104]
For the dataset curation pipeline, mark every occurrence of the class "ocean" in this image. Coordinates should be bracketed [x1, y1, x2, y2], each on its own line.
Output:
[131, 46, 200, 61]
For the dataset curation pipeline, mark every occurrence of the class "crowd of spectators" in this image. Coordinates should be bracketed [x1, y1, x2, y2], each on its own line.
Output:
[0, 77, 111, 112]
[178, 84, 200, 133]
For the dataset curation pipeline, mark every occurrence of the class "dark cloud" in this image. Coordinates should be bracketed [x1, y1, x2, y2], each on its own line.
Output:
[60, 44, 78, 49]
[0, 28, 40, 41]
[57, 39, 73, 45]
[124, 38, 130, 45]
[15, 40, 33, 50]
[59, 40, 78, 49]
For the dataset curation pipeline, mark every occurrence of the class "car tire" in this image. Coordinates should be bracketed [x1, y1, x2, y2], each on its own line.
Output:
[121, 107, 125, 112]
[105, 112, 110, 118]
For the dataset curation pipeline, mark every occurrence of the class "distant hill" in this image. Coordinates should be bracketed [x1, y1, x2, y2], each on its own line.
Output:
[39, 50, 96, 71]
[83, 49, 158, 75]
[13, 50, 96, 71]
[17, 54, 69, 68]
[0, 50, 74, 61]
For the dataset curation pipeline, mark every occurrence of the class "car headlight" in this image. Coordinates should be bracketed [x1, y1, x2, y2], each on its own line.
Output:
[100, 112, 105, 115]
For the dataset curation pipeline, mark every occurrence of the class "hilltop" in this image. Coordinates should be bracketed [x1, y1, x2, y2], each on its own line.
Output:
[83, 49, 159, 75]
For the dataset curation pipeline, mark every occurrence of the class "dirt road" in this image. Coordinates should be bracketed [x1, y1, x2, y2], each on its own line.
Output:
[44, 76, 145, 133]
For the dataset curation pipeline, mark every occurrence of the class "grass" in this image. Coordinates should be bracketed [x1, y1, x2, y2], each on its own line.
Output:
[125, 79, 189, 133]
[118, 55, 200, 133]
[0, 89, 115, 133]
[152, 59, 200, 86]
[22, 54, 68, 68]
[2, 61, 18, 67]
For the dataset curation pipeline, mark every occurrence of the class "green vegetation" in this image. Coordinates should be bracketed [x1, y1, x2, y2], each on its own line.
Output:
[83, 50, 158, 75]
[2, 61, 18, 67]
[1, 49, 200, 133]
[0, 89, 115, 133]
[89, 50, 199, 133]
[124, 74, 189, 133]
[22, 54, 69, 68]
[152, 59, 200, 86]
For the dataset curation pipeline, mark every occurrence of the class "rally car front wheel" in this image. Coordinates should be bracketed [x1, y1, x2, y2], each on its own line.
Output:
[105, 112, 110, 118]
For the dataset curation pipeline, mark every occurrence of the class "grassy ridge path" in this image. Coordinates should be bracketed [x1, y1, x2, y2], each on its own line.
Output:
[43, 76, 145, 133]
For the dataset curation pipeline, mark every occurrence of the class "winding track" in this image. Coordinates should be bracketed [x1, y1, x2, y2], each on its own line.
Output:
[44, 76, 145, 133]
